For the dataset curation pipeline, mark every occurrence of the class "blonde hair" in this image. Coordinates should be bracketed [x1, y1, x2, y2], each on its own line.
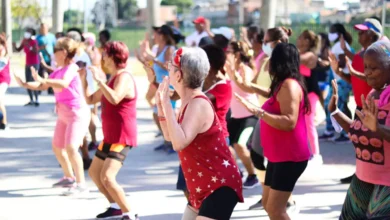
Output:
[55, 37, 79, 59]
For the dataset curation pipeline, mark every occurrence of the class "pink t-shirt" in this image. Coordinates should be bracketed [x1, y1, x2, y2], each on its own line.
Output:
[260, 79, 311, 162]
[348, 88, 390, 186]
[230, 66, 258, 119]
[49, 63, 86, 108]
[23, 39, 40, 65]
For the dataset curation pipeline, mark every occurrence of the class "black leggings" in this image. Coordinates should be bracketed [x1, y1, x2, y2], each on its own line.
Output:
[198, 186, 239, 220]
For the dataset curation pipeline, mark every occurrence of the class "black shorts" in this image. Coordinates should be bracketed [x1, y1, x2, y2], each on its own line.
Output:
[265, 160, 308, 192]
[95, 142, 132, 163]
[176, 165, 187, 191]
[227, 116, 257, 145]
[250, 149, 266, 171]
[198, 186, 239, 220]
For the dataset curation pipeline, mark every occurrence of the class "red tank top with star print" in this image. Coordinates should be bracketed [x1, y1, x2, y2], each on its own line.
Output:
[177, 95, 244, 209]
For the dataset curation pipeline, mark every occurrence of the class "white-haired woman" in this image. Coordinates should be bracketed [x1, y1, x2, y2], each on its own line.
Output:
[156, 47, 243, 220]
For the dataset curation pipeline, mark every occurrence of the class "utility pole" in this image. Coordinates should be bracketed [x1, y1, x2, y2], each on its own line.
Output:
[238, 0, 245, 25]
[147, 0, 159, 41]
[260, 0, 276, 29]
[147, 0, 159, 28]
[1, 0, 12, 53]
[83, 0, 88, 33]
[53, 0, 64, 33]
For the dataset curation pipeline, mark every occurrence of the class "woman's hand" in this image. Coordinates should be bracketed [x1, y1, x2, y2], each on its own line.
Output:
[31, 66, 44, 83]
[340, 35, 346, 51]
[156, 76, 171, 109]
[356, 95, 379, 132]
[89, 66, 105, 83]
[329, 52, 340, 72]
[328, 79, 339, 113]
[235, 93, 260, 115]
[14, 74, 25, 87]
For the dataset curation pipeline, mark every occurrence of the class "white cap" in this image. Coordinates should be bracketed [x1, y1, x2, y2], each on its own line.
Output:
[212, 27, 233, 40]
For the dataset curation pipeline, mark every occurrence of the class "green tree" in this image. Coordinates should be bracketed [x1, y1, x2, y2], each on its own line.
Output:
[116, 0, 138, 20]
[64, 10, 84, 26]
[161, 0, 192, 14]
[11, 0, 44, 24]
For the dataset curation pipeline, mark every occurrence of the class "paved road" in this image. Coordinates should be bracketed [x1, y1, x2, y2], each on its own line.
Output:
[0, 76, 357, 220]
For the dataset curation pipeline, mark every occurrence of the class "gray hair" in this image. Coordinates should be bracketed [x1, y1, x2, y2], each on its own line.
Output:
[67, 31, 82, 42]
[366, 40, 390, 68]
[178, 47, 210, 89]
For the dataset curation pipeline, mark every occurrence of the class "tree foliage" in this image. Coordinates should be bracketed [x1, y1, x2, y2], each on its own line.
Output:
[161, 0, 193, 14]
[116, 0, 138, 20]
[11, 0, 44, 22]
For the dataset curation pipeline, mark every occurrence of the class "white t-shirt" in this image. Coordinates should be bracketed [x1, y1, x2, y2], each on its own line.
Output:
[331, 41, 351, 81]
[185, 31, 208, 47]
[74, 50, 95, 108]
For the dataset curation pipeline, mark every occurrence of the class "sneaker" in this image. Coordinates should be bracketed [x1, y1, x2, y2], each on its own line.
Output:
[121, 214, 139, 220]
[318, 132, 334, 140]
[340, 174, 355, 184]
[333, 135, 351, 144]
[52, 177, 75, 188]
[34, 102, 40, 107]
[243, 175, 260, 189]
[83, 158, 92, 170]
[154, 144, 165, 151]
[0, 123, 9, 130]
[62, 184, 88, 196]
[24, 101, 34, 106]
[88, 142, 98, 151]
[155, 132, 162, 138]
[249, 199, 264, 210]
[286, 200, 300, 216]
[309, 154, 323, 166]
[96, 208, 122, 219]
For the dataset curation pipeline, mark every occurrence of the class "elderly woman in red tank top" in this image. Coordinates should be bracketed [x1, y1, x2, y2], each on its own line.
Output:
[80, 41, 138, 220]
[156, 47, 243, 220]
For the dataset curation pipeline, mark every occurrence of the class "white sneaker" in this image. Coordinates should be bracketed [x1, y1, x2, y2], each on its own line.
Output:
[61, 184, 88, 196]
[309, 154, 323, 166]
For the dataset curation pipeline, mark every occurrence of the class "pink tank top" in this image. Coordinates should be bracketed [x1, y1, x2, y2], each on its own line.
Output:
[260, 79, 311, 162]
[230, 66, 258, 118]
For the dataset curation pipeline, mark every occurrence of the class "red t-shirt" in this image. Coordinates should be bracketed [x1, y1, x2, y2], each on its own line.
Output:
[351, 52, 371, 108]
[205, 80, 232, 138]
[178, 95, 244, 209]
[23, 39, 40, 65]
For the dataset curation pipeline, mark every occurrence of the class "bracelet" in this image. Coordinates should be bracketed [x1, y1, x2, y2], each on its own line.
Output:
[331, 108, 340, 116]
[256, 108, 265, 118]
[158, 116, 166, 122]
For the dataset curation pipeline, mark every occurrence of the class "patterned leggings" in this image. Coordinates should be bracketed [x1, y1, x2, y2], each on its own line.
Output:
[340, 175, 390, 220]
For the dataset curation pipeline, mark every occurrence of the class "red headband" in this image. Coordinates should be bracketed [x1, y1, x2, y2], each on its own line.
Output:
[174, 48, 183, 68]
